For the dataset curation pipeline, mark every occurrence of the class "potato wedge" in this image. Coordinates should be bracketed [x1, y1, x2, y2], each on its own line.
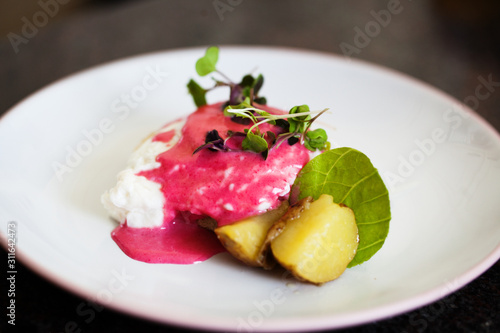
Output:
[270, 194, 358, 284]
[261, 196, 313, 255]
[215, 201, 289, 269]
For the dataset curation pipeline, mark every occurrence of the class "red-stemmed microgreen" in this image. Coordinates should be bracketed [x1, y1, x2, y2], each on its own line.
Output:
[187, 46, 266, 108]
[188, 47, 330, 158]
[224, 102, 330, 153]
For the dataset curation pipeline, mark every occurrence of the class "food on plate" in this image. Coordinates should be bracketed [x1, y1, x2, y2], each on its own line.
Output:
[268, 194, 358, 285]
[215, 201, 289, 269]
[102, 46, 391, 284]
[292, 147, 391, 268]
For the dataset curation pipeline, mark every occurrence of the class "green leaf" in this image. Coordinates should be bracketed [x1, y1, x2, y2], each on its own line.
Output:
[253, 74, 264, 95]
[292, 147, 391, 267]
[266, 131, 276, 143]
[242, 86, 252, 99]
[242, 131, 268, 153]
[223, 97, 254, 118]
[239, 74, 255, 88]
[237, 74, 266, 102]
[304, 128, 328, 151]
[288, 105, 311, 133]
[253, 109, 272, 121]
[254, 96, 267, 105]
[187, 79, 207, 107]
[195, 46, 219, 76]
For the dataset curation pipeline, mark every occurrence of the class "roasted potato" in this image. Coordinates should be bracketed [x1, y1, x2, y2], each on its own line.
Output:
[270, 194, 359, 284]
[214, 201, 289, 269]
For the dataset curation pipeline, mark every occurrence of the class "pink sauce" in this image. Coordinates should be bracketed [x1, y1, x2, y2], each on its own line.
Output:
[112, 102, 311, 264]
[112, 213, 226, 264]
[152, 129, 175, 143]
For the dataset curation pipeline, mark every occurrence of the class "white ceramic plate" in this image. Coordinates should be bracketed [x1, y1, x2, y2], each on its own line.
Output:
[1, 47, 499, 332]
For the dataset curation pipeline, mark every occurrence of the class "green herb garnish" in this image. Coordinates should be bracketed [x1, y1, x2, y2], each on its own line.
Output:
[188, 46, 330, 158]
[195, 46, 219, 76]
[242, 131, 268, 153]
[292, 147, 391, 267]
[224, 102, 330, 154]
[187, 79, 207, 108]
[188, 46, 266, 107]
[188, 47, 391, 269]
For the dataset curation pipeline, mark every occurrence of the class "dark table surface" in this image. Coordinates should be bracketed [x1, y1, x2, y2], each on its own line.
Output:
[1, 0, 499, 332]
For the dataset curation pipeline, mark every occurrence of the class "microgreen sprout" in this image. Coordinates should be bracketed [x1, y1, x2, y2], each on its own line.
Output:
[188, 46, 331, 158]
[195, 46, 219, 77]
[224, 103, 330, 153]
[225, 105, 329, 139]
[187, 46, 267, 108]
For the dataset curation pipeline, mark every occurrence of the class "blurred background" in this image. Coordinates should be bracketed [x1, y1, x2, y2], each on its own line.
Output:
[0, 0, 133, 35]
[1, 0, 499, 332]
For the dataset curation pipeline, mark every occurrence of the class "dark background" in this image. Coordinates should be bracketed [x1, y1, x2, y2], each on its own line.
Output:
[1, 0, 499, 332]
